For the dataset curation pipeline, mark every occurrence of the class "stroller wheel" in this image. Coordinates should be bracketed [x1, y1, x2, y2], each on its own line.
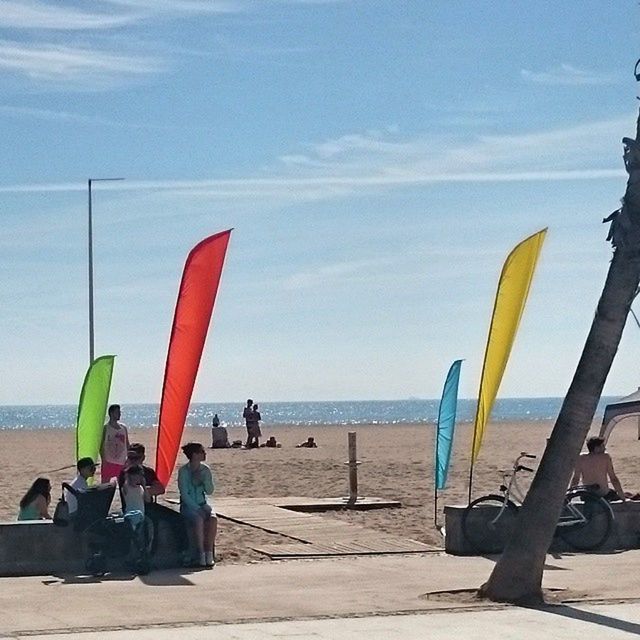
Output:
[86, 553, 106, 577]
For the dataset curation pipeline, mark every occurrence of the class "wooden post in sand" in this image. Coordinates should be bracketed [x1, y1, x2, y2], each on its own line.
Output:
[347, 431, 359, 504]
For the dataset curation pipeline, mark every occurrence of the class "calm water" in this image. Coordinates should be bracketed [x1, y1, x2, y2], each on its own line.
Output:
[0, 398, 616, 430]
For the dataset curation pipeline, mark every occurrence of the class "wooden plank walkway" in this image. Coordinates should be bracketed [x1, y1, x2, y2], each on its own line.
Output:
[214, 497, 437, 559]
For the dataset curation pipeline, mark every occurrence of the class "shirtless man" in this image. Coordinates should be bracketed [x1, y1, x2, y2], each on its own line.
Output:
[570, 436, 626, 501]
[100, 404, 129, 483]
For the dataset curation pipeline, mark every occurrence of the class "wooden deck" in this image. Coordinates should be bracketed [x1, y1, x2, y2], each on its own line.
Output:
[214, 497, 438, 559]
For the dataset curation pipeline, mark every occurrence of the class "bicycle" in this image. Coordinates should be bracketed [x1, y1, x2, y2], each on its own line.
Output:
[462, 452, 614, 554]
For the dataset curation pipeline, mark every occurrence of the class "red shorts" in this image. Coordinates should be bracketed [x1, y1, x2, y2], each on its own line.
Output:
[101, 460, 123, 483]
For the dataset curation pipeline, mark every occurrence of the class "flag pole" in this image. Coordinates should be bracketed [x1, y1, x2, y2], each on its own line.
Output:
[434, 419, 439, 528]
[468, 421, 479, 504]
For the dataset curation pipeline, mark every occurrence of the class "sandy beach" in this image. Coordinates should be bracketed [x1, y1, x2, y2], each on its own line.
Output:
[3, 418, 638, 564]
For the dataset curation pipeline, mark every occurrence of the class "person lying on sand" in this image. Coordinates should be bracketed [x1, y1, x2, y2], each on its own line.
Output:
[296, 437, 317, 448]
[261, 436, 281, 448]
[570, 436, 626, 502]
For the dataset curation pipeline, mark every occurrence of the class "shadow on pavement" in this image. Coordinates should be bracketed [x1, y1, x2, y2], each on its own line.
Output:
[43, 573, 137, 585]
[139, 567, 208, 586]
[42, 566, 209, 586]
[533, 603, 640, 636]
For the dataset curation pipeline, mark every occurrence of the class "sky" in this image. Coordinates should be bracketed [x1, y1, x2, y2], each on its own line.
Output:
[2, 0, 640, 405]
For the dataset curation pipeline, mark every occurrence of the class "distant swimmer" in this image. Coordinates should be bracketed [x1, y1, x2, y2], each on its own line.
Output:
[101, 404, 129, 483]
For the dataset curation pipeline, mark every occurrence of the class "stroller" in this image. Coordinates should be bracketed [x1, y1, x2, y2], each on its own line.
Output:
[61, 483, 154, 576]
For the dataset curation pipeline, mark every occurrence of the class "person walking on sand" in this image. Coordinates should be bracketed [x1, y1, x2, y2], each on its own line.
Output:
[100, 404, 129, 483]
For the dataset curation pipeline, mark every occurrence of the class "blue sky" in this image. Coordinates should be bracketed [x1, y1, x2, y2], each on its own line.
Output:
[1, 0, 640, 404]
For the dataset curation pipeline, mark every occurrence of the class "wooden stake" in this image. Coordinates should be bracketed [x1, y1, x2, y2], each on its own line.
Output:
[348, 431, 358, 504]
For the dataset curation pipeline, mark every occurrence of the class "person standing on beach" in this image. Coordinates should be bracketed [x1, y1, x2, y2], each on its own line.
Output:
[250, 403, 262, 448]
[243, 400, 261, 448]
[243, 399, 254, 448]
[100, 404, 129, 483]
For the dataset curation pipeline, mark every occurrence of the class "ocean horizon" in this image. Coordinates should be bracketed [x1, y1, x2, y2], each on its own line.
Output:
[0, 397, 618, 430]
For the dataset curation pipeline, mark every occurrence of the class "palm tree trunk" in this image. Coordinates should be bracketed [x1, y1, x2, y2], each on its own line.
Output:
[479, 109, 640, 604]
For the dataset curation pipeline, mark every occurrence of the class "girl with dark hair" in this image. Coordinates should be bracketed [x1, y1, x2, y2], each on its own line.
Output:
[18, 477, 52, 520]
[178, 442, 217, 567]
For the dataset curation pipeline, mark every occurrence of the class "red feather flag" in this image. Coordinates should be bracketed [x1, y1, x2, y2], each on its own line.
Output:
[155, 229, 232, 487]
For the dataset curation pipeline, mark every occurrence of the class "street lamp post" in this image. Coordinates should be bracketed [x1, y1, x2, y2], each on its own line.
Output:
[88, 177, 124, 364]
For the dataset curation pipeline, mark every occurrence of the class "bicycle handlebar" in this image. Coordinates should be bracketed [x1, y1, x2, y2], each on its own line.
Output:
[519, 452, 536, 459]
[518, 465, 534, 473]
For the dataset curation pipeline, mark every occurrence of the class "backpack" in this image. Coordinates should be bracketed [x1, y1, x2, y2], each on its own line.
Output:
[52, 484, 71, 527]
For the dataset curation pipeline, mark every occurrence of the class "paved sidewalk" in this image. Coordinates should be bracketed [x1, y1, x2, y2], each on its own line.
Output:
[16, 604, 640, 640]
[2, 551, 640, 637]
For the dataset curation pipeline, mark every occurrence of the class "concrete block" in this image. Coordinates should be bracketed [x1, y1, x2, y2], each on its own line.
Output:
[445, 500, 640, 555]
[0, 503, 186, 576]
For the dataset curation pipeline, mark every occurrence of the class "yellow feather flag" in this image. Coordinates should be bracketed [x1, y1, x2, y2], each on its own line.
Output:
[471, 228, 547, 463]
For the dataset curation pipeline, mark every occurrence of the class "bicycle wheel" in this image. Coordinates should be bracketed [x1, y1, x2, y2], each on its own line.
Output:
[462, 494, 519, 555]
[556, 491, 613, 551]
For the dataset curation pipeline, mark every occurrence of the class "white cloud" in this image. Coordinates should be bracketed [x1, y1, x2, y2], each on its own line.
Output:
[281, 116, 630, 177]
[521, 63, 620, 86]
[0, 1, 137, 30]
[0, 0, 336, 90]
[0, 169, 624, 198]
[1, 0, 349, 32]
[281, 257, 394, 290]
[103, 0, 242, 14]
[0, 40, 164, 87]
[0, 115, 630, 201]
[0, 104, 206, 130]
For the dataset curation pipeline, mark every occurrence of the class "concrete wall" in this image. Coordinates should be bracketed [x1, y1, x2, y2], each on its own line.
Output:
[0, 504, 186, 576]
[445, 501, 640, 555]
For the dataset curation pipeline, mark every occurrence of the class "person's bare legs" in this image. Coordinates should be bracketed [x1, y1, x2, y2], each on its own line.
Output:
[204, 516, 217, 566]
[193, 517, 206, 565]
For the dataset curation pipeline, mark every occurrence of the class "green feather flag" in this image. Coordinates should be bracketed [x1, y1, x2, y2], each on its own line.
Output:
[75, 355, 115, 462]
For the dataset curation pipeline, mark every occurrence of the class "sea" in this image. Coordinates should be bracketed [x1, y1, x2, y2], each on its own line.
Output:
[0, 397, 618, 430]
